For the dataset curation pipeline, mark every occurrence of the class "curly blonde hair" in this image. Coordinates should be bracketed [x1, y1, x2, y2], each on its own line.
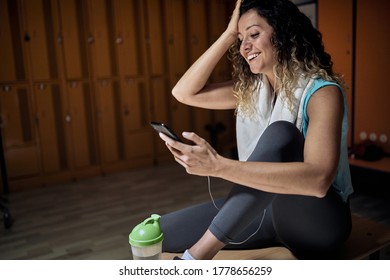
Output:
[229, 0, 345, 118]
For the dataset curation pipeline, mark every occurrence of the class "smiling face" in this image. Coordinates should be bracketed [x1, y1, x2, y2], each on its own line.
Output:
[238, 9, 276, 78]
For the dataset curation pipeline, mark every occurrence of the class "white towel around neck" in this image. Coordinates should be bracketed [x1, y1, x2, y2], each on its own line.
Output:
[236, 75, 315, 161]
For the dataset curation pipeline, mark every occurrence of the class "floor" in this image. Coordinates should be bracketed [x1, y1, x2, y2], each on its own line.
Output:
[1, 162, 389, 260]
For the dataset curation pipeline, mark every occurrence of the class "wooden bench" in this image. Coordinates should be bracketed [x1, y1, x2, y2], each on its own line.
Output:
[163, 215, 390, 260]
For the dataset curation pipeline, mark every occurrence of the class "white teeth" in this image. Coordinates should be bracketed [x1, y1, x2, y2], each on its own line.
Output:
[248, 53, 260, 61]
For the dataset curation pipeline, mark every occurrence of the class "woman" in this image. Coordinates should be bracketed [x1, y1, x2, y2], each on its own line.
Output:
[158, 0, 353, 260]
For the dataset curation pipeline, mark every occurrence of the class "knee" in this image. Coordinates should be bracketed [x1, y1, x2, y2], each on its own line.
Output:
[264, 121, 303, 142]
[252, 121, 304, 162]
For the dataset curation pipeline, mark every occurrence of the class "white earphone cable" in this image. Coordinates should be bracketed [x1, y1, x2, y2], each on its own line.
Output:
[207, 176, 266, 245]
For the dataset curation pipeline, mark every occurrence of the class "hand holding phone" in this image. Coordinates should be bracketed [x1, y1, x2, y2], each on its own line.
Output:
[150, 122, 183, 143]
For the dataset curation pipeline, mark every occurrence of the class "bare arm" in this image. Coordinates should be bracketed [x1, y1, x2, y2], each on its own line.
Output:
[161, 86, 344, 198]
[171, 0, 242, 110]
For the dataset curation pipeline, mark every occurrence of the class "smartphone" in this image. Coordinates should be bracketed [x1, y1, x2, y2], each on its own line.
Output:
[150, 121, 183, 142]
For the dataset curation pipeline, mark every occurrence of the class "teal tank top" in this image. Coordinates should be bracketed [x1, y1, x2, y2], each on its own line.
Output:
[301, 79, 354, 202]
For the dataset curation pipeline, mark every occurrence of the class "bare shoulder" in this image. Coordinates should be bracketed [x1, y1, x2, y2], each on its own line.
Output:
[304, 85, 344, 178]
[307, 85, 344, 117]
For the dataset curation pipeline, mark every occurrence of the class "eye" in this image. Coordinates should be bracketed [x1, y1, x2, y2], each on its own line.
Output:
[250, 32, 260, 39]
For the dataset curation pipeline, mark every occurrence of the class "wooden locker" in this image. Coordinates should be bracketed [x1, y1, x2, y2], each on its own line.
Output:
[120, 79, 153, 160]
[144, 0, 168, 76]
[57, 0, 102, 177]
[186, 0, 212, 139]
[0, 84, 40, 178]
[0, 0, 26, 82]
[1, 0, 68, 185]
[144, 0, 170, 123]
[355, 0, 390, 153]
[57, 0, 90, 79]
[87, 0, 117, 78]
[318, 0, 353, 147]
[59, 0, 119, 172]
[21, 0, 72, 180]
[142, 0, 174, 160]
[207, 0, 236, 153]
[114, 0, 146, 77]
[0, 0, 240, 190]
[151, 77, 172, 157]
[33, 82, 68, 173]
[208, 0, 232, 84]
[22, 0, 59, 80]
[94, 79, 124, 165]
[164, 0, 192, 139]
[65, 81, 99, 170]
[113, 0, 154, 162]
[164, 0, 189, 77]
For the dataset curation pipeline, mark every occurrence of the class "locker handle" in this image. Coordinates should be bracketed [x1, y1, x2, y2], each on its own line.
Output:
[69, 81, 78, 88]
[125, 78, 134, 85]
[65, 114, 72, 123]
[100, 80, 109, 86]
[116, 37, 123, 44]
[57, 35, 63, 44]
[87, 35, 94, 44]
[191, 35, 198, 45]
[38, 83, 46, 90]
[2, 85, 11, 92]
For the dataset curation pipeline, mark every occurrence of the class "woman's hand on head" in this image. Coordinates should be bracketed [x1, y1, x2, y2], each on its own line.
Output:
[159, 132, 221, 177]
[226, 0, 242, 37]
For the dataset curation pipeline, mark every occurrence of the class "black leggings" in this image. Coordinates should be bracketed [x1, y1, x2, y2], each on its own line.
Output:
[160, 121, 352, 259]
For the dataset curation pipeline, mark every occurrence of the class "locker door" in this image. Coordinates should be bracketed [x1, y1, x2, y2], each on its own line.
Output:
[208, 0, 231, 83]
[144, 0, 173, 159]
[58, 0, 90, 80]
[186, 0, 212, 139]
[164, 0, 192, 137]
[113, 0, 153, 161]
[114, 0, 146, 77]
[121, 79, 153, 160]
[0, 84, 40, 179]
[144, 0, 170, 122]
[22, 0, 59, 80]
[22, 0, 69, 177]
[95, 79, 124, 164]
[318, 0, 353, 147]
[355, 0, 390, 152]
[66, 81, 99, 169]
[34, 83, 68, 173]
[57, 0, 100, 173]
[0, 0, 26, 82]
[87, 0, 124, 167]
[207, 0, 235, 152]
[87, 0, 117, 78]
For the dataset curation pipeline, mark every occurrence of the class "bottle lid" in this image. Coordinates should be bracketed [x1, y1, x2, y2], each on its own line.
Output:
[129, 214, 164, 247]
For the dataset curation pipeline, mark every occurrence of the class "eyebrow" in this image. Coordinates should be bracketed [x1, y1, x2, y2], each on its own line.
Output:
[245, 24, 261, 31]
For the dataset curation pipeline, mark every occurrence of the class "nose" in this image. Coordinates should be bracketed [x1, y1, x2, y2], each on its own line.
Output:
[240, 38, 251, 53]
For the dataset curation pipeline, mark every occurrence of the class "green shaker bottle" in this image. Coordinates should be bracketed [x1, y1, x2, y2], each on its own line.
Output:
[129, 214, 164, 260]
